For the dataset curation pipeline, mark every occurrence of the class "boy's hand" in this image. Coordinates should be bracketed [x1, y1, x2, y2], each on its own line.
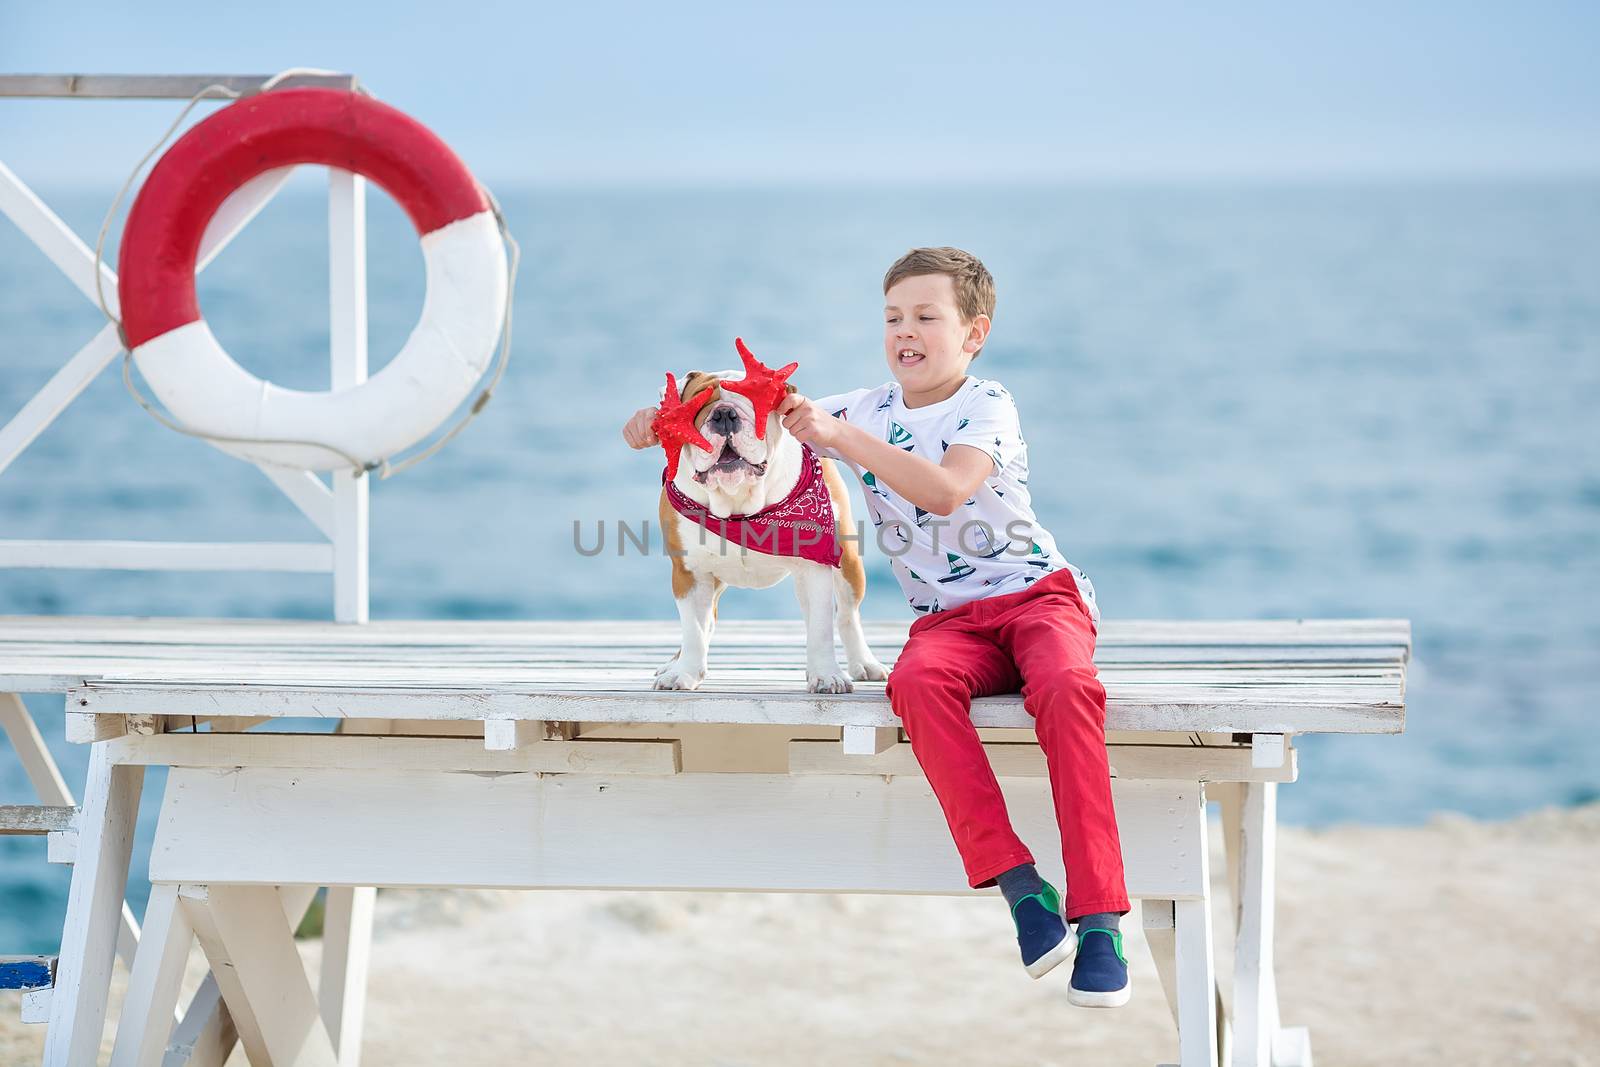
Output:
[623, 405, 660, 449]
[779, 393, 844, 452]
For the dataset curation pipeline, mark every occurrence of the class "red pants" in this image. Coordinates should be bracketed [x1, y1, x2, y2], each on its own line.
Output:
[885, 567, 1130, 920]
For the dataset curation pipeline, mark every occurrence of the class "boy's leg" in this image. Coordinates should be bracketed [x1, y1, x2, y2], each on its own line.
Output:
[886, 619, 1032, 889]
[993, 585, 1131, 921]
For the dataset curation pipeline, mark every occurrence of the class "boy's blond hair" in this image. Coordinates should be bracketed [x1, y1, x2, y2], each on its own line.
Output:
[883, 247, 996, 355]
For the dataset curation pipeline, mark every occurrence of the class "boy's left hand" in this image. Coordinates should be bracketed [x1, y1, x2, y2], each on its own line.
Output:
[778, 393, 844, 452]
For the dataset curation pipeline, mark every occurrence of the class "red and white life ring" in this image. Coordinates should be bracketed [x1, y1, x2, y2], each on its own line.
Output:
[117, 87, 507, 471]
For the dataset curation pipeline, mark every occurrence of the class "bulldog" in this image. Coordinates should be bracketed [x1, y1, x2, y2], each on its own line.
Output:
[640, 366, 888, 693]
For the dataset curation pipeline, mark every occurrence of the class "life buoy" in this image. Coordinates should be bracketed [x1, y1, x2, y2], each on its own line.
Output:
[117, 87, 508, 471]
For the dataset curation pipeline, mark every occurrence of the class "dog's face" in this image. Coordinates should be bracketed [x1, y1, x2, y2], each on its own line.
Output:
[673, 369, 797, 498]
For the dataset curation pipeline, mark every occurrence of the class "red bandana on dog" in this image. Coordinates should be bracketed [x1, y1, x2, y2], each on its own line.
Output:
[662, 444, 842, 568]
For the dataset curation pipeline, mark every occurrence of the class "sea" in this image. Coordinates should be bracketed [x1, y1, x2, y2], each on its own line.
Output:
[1, 177, 1597, 951]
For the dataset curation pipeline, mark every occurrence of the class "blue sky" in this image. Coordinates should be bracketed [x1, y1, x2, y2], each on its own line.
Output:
[3, 1, 1598, 188]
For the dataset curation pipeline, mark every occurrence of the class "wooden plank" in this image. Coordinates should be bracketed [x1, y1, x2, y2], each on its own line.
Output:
[72, 681, 1404, 735]
[0, 540, 334, 572]
[841, 725, 898, 755]
[0, 804, 78, 835]
[66, 711, 127, 743]
[179, 885, 339, 1067]
[109, 884, 190, 1067]
[0, 73, 357, 98]
[789, 740, 1298, 783]
[103, 732, 682, 775]
[319, 886, 372, 1067]
[0, 325, 123, 477]
[149, 767, 1206, 899]
[1, 692, 74, 802]
[0, 160, 120, 313]
[0, 956, 55, 990]
[43, 746, 145, 1065]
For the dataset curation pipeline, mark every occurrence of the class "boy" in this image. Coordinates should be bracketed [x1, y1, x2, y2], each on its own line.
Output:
[624, 247, 1130, 1006]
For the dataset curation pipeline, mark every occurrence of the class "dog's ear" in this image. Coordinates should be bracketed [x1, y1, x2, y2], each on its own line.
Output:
[679, 370, 715, 402]
[785, 382, 798, 394]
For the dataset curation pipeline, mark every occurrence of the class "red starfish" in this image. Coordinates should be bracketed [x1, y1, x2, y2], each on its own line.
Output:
[652, 372, 716, 481]
[721, 337, 798, 440]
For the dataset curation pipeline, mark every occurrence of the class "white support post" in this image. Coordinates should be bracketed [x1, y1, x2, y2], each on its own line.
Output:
[179, 885, 339, 1067]
[323, 165, 373, 1067]
[1173, 802, 1220, 1067]
[43, 744, 146, 1066]
[319, 888, 374, 1067]
[110, 884, 191, 1067]
[329, 168, 369, 625]
[1232, 781, 1312, 1067]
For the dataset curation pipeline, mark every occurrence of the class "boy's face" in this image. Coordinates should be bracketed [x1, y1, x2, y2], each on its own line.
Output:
[883, 273, 989, 394]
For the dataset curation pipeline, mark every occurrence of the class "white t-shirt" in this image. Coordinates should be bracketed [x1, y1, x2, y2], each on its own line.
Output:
[810, 375, 1099, 624]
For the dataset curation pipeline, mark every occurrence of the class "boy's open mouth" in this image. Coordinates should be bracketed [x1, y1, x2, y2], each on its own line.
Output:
[898, 348, 925, 366]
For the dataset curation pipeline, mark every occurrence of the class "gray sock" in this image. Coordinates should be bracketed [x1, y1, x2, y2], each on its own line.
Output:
[995, 863, 1046, 912]
[1072, 911, 1122, 933]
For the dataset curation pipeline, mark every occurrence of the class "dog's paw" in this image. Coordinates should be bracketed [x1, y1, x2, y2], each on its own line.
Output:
[807, 669, 855, 694]
[653, 661, 705, 691]
[849, 657, 890, 682]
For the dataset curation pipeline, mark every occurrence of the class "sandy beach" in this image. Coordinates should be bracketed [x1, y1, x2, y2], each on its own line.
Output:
[4, 802, 1596, 1066]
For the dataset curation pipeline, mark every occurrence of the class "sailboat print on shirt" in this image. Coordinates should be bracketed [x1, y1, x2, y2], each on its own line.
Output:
[888, 422, 914, 450]
[936, 552, 977, 583]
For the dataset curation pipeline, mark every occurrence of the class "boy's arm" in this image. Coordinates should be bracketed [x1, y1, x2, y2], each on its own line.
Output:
[831, 423, 993, 515]
[780, 394, 990, 515]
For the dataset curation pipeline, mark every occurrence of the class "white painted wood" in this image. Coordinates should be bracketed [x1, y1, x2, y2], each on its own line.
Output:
[0, 159, 120, 313]
[198, 167, 295, 272]
[1251, 733, 1286, 769]
[0, 540, 335, 572]
[0, 804, 78, 834]
[69, 683, 1404, 735]
[0, 325, 123, 477]
[43, 744, 145, 1066]
[329, 168, 370, 627]
[165, 886, 319, 1067]
[255, 467, 335, 539]
[164, 979, 237, 1067]
[483, 719, 539, 751]
[22, 985, 52, 1023]
[110, 884, 191, 1067]
[1143, 899, 1181, 1026]
[1, 692, 73, 801]
[179, 885, 339, 1067]
[319, 887, 373, 1067]
[791, 740, 1297, 783]
[841, 725, 897, 755]
[67, 711, 127, 743]
[149, 767, 1205, 899]
[1233, 782, 1289, 1067]
[47, 830, 78, 864]
[103, 732, 682, 775]
[1174, 802, 1220, 1067]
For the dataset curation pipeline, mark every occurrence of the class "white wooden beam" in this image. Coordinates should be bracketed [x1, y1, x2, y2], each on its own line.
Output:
[329, 168, 370, 626]
[0, 324, 124, 477]
[319, 887, 373, 1067]
[0, 540, 335, 572]
[179, 885, 339, 1067]
[149, 767, 1205, 900]
[255, 467, 335, 539]
[109, 884, 191, 1067]
[0, 159, 120, 313]
[43, 745, 146, 1066]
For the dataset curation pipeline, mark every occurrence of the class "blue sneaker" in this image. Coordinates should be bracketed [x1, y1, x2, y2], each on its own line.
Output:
[1068, 927, 1131, 1007]
[1010, 881, 1076, 979]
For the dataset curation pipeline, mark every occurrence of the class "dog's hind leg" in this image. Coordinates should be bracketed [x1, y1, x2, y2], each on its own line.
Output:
[833, 566, 889, 682]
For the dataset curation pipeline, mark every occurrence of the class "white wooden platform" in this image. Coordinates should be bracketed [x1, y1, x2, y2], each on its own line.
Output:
[1, 614, 1410, 1067]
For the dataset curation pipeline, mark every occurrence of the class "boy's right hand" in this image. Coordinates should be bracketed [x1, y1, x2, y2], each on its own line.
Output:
[623, 405, 660, 450]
